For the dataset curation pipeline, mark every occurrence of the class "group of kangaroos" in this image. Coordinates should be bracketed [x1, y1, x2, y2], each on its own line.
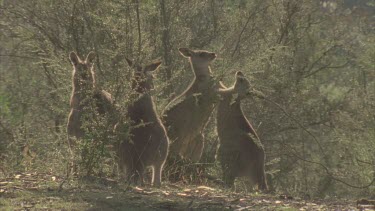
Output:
[67, 48, 268, 191]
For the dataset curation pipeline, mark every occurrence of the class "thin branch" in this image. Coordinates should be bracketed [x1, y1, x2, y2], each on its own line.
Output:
[275, 138, 375, 189]
[277, 119, 330, 133]
[254, 92, 327, 158]
[286, 145, 375, 189]
[18, 6, 65, 51]
[0, 54, 38, 60]
[42, 63, 58, 89]
[356, 157, 375, 166]
[277, 1, 300, 44]
[135, 0, 142, 57]
[304, 60, 350, 78]
[231, 4, 269, 58]
[304, 45, 339, 73]
[251, 92, 375, 189]
[0, 120, 13, 137]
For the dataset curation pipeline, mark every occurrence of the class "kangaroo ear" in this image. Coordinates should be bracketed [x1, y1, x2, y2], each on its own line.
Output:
[219, 81, 227, 89]
[235, 71, 247, 81]
[235, 71, 245, 78]
[69, 52, 80, 66]
[145, 61, 162, 72]
[125, 57, 134, 67]
[86, 51, 96, 64]
[179, 48, 192, 57]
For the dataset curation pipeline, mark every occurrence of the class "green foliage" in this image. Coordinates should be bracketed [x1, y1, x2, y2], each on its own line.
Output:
[0, 0, 373, 198]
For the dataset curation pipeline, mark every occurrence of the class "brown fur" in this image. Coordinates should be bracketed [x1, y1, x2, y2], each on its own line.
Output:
[162, 48, 219, 161]
[216, 71, 268, 191]
[67, 52, 114, 150]
[117, 58, 169, 187]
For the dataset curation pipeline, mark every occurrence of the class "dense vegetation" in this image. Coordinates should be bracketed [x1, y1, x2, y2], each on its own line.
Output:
[0, 0, 374, 199]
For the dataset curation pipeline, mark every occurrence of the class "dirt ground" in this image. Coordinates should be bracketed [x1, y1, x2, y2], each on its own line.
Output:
[0, 172, 372, 210]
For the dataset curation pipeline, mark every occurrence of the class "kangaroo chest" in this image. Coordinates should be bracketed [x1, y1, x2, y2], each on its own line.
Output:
[128, 95, 161, 137]
[217, 99, 258, 140]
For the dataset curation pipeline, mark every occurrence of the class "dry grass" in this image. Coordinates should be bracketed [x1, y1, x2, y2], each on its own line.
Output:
[0, 171, 362, 210]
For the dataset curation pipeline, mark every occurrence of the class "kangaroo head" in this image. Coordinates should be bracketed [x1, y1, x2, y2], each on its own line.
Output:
[234, 71, 251, 99]
[126, 58, 162, 93]
[179, 48, 216, 75]
[70, 51, 96, 88]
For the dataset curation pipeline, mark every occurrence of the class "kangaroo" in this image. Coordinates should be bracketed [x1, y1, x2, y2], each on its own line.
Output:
[216, 71, 268, 191]
[162, 48, 218, 162]
[67, 51, 113, 150]
[117, 58, 169, 187]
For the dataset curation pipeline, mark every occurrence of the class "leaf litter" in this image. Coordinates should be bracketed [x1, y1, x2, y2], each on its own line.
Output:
[0, 171, 367, 210]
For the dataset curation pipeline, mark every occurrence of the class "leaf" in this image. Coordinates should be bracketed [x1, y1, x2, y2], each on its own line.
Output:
[134, 187, 143, 192]
[262, 199, 271, 203]
[0, 181, 12, 186]
[143, 191, 158, 195]
[200, 192, 208, 197]
[161, 191, 170, 196]
[197, 186, 215, 191]
[235, 206, 253, 211]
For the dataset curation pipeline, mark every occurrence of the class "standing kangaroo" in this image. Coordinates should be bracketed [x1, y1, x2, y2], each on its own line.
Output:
[162, 48, 218, 161]
[117, 58, 169, 187]
[67, 51, 113, 150]
[216, 71, 268, 191]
